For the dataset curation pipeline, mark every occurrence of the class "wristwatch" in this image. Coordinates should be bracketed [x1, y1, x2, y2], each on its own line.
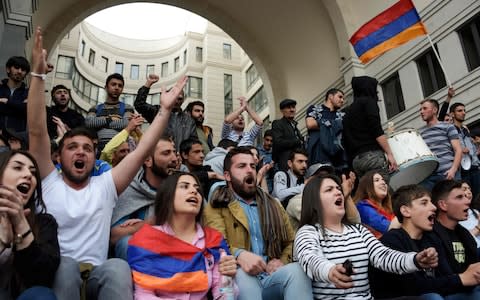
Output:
[14, 229, 32, 244]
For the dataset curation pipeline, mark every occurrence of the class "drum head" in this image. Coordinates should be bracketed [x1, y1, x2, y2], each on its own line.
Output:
[461, 155, 472, 171]
[389, 159, 439, 190]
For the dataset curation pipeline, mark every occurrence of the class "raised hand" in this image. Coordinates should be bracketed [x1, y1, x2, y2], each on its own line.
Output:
[147, 74, 160, 86]
[160, 76, 188, 111]
[52, 116, 67, 139]
[32, 27, 48, 75]
[341, 172, 356, 198]
[0, 186, 30, 233]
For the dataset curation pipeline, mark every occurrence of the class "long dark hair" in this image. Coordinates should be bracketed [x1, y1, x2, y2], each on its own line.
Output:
[353, 170, 392, 213]
[154, 172, 204, 225]
[0, 150, 45, 235]
[299, 174, 348, 234]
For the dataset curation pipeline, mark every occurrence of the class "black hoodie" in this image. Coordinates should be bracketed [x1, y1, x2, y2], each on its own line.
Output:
[342, 76, 385, 160]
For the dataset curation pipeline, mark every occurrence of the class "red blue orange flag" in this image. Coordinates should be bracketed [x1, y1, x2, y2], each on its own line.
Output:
[350, 0, 427, 64]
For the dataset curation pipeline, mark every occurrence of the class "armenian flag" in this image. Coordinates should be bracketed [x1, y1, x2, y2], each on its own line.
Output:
[127, 224, 230, 293]
[350, 0, 427, 64]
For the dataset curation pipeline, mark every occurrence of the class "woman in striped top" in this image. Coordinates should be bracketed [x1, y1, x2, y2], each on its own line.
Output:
[293, 174, 438, 299]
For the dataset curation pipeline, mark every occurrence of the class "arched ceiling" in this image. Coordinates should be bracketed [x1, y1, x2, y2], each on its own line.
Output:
[29, 0, 413, 117]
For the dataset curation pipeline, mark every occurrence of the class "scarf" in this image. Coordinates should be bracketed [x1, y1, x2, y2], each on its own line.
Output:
[363, 198, 394, 238]
[210, 185, 289, 259]
[127, 224, 229, 293]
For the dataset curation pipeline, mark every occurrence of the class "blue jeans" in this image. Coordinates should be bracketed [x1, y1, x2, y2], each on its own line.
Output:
[52, 256, 133, 300]
[420, 172, 461, 191]
[235, 262, 313, 300]
[422, 286, 480, 299]
[114, 235, 131, 261]
[17, 287, 57, 300]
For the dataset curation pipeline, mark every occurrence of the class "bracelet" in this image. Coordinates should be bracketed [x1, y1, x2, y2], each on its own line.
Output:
[30, 72, 47, 80]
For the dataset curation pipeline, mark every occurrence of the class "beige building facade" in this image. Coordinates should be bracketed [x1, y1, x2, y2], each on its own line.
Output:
[1, 0, 479, 143]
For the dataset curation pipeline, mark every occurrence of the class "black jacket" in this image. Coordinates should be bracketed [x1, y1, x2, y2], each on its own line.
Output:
[1, 213, 60, 298]
[271, 117, 303, 170]
[134, 86, 197, 151]
[47, 106, 85, 139]
[342, 76, 384, 161]
[371, 228, 467, 298]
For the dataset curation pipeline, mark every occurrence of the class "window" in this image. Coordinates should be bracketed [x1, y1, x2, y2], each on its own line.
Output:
[130, 64, 139, 80]
[416, 49, 446, 97]
[458, 14, 480, 71]
[88, 49, 95, 65]
[146, 64, 155, 78]
[246, 64, 259, 89]
[99, 56, 108, 73]
[223, 43, 232, 59]
[174, 57, 180, 72]
[224, 74, 233, 114]
[55, 55, 74, 79]
[187, 77, 203, 99]
[115, 62, 124, 75]
[249, 86, 267, 112]
[183, 49, 187, 65]
[80, 40, 86, 56]
[161, 62, 168, 77]
[196, 47, 203, 62]
[381, 73, 405, 118]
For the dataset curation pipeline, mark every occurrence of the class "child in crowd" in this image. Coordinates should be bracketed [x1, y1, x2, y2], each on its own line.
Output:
[294, 175, 438, 300]
[371, 184, 480, 299]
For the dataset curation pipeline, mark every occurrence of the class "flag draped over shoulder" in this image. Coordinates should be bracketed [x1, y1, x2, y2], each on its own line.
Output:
[350, 0, 427, 64]
[127, 224, 230, 293]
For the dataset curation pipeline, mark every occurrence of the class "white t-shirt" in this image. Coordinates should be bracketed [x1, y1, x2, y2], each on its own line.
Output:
[42, 170, 117, 265]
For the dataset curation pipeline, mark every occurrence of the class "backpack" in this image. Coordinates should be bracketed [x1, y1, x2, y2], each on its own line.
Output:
[276, 170, 293, 209]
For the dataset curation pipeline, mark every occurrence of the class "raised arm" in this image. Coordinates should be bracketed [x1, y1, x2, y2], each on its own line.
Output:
[438, 87, 454, 121]
[224, 98, 245, 124]
[27, 27, 55, 179]
[243, 96, 263, 126]
[134, 74, 160, 124]
[112, 76, 188, 194]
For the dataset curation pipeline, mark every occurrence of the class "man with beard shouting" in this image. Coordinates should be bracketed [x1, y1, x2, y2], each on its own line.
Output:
[204, 147, 313, 300]
[110, 136, 178, 260]
[47, 84, 85, 139]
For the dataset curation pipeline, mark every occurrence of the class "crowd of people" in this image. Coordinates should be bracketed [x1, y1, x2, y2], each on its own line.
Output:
[1, 26, 480, 300]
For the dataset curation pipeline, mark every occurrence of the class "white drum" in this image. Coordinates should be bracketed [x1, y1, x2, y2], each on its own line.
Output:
[387, 129, 438, 190]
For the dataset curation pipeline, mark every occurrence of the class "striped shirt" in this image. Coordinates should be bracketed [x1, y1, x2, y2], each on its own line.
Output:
[294, 224, 418, 299]
[419, 122, 459, 175]
[221, 122, 262, 146]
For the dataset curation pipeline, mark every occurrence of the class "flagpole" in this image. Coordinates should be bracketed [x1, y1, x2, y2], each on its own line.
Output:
[425, 33, 452, 87]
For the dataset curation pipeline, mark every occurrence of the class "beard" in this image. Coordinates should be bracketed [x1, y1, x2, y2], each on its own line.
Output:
[55, 100, 68, 109]
[150, 157, 175, 179]
[60, 164, 92, 185]
[230, 174, 256, 199]
[194, 117, 204, 126]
